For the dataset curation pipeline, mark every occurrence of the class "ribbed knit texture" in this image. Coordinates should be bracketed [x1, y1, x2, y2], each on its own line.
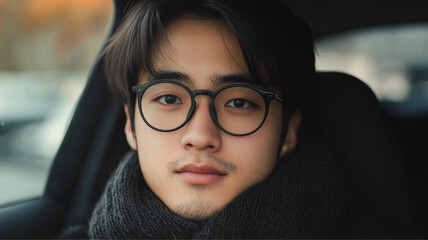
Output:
[88, 135, 346, 239]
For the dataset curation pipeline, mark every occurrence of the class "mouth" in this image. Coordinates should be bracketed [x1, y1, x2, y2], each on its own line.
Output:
[175, 164, 227, 185]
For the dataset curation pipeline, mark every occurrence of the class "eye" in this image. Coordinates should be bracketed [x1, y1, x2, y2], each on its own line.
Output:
[225, 98, 253, 109]
[156, 95, 182, 105]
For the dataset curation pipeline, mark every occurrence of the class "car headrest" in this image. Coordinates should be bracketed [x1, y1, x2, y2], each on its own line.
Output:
[302, 71, 418, 236]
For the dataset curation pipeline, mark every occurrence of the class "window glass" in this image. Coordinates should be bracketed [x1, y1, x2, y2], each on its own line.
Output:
[315, 24, 428, 117]
[0, 0, 113, 205]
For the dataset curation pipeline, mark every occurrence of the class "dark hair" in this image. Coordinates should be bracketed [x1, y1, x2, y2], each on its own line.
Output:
[103, 0, 315, 129]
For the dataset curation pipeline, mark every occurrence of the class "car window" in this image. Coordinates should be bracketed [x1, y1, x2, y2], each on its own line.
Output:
[315, 24, 428, 117]
[0, 0, 113, 205]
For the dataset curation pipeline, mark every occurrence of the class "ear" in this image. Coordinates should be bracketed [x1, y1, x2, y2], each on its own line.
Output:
[124, 106, 137, 150]
[280, 111, 302, 158]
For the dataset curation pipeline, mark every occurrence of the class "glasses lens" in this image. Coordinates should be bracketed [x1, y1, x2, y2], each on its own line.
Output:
[214, 86, 266, 135]
[141, 83, 191, 131]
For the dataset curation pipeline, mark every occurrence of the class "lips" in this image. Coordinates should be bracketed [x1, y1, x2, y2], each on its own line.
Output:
[175, 164, 227, 185]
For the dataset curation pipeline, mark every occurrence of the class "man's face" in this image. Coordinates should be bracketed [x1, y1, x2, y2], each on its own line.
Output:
[125, 18, 290, 220]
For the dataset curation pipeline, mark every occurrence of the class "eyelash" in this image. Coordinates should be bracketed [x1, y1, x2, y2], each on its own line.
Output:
[225, 99, 254, 109]
[155, 95, 182, 105]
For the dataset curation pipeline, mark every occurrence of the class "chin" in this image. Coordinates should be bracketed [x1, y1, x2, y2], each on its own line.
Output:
[170, 199, 223, 220]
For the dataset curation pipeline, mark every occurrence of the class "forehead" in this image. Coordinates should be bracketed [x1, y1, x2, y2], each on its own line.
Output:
[141, 18, 248, 87]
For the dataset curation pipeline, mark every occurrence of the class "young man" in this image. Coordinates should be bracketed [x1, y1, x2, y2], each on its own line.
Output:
[83, 0, 347, 238]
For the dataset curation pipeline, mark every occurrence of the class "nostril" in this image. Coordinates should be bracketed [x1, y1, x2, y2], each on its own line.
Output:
[186, 143, 194, 148]
[184, 142, 216, 150]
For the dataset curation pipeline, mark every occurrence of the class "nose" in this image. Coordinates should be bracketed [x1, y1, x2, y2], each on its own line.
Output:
[180, 96, 222, 152]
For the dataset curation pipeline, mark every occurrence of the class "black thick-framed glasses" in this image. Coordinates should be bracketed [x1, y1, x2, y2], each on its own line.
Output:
[132, 80, 283, 136]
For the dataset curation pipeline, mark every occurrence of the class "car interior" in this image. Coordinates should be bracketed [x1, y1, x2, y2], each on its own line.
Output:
[0, 0, 427, 238]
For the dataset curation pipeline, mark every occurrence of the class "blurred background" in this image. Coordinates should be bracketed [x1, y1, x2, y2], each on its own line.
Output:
[316, 24, 428, 117]
[0, 0, 113, 205]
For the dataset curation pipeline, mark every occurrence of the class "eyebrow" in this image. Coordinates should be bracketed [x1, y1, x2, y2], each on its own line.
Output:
[210, 73, 266, 87]
[147, 70, 266, 87]
[147, 70, 192, 84]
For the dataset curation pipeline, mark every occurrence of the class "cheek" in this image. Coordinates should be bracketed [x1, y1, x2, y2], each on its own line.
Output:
[243, 137, 278, 180]
[241, 108, 283, 178]
[133, 120, 184, 197]
[222, 126, 281, 183]
[133, 119, 179, 170]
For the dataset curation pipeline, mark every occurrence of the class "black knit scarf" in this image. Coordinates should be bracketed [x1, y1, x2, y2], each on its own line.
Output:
[88, 136, 347, 239]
